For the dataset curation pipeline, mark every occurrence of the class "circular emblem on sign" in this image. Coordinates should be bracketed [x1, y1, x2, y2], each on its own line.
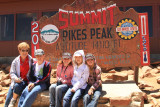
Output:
[116, 18, 138, 40]
[40, 24, 59, 44]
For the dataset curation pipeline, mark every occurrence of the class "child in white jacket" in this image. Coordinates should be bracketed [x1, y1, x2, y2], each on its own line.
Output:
[63, 50, 89, 107]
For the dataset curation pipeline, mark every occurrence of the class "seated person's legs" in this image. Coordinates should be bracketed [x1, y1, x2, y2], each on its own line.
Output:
[71, 89, 85, 107]
[63, 88, 73, 107]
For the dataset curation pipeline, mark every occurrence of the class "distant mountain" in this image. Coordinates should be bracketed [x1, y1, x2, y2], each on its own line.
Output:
[41, 29, 59, 34]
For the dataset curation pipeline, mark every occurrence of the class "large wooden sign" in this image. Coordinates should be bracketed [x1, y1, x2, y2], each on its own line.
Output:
[32, 0, 150, 69]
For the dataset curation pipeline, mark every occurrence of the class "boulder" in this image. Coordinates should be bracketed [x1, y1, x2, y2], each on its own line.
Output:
[0, 98, 3, 104]
[108, 70, 117, 73]
[112, 72, 128, 81]
[1, 79, 11, 87]
[109, 96, 131, 106]
[130, 101, 143, 107]
[150, 97, 158, 106]
[101, 73, 114, 80]
[126, 70, 134, 75]
[141, 66, 152, 72]
[144, 104, 154, 107]
[142, 92, 148, 101]
[1, 74, 10, 81]
[0, 91, 7, 97]
[0, 71, 5, 76]
[1, 64, 9, 70]
[51, 69, 56, 76]
[131, 92, 143, 102]
[4, 93, 7, 99]
[120, 67, 131, 71]
[141, 72, 156, 78]
[138, 81, 153, 89]
[0, 85, 2, 91]
[157, 66, 160, 70]
[50, 78, 56, 84]
[5, 66, 11, 74]
[157, 77, 160, 84]
[150, 68, 160, 74]
[150, 92, 160, 98]
[103, 81, 143, 107]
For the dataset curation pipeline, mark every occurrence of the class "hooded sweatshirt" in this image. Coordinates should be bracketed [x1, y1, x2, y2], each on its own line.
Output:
[71, 50, 89, 91]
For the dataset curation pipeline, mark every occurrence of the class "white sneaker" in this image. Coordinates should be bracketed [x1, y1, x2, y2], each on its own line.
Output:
[8, 98, 16, 107]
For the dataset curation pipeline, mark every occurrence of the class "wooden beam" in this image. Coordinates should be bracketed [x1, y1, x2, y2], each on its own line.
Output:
[134, 66, 139, 85]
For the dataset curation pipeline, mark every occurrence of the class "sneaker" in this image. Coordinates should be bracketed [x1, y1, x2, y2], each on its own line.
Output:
[8, 98, 16, 107]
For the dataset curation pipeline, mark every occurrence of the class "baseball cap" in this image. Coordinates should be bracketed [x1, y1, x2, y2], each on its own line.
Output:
[85, 53, 95, 61]
[62, 52, 72, 59]
[35, 49, 44, 56]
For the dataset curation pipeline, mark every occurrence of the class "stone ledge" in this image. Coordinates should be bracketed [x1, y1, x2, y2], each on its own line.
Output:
[16, 81, 144, 107]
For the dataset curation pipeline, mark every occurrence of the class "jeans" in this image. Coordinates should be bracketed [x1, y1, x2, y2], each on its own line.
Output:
[83, 85, 102, 107]
[4, 81, 28, 107]
[18, 83, 47, 107]
[49, 84, 69, 107]
[63, 86, 85, 107]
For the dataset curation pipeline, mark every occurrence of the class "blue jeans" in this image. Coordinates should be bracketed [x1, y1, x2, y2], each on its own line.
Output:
[18, 83, 47, 107]
[83, 85, 102, 107]
[4, 81, 28, 107]
[49, 84, 69, 107]
[63, 86, 85, 107]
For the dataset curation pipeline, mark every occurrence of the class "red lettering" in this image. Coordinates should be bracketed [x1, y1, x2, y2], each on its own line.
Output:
[59, 9, 68, 29]
[31, 21, 39, 58]
[102, 8, 106, 24]
[80, 11, 90, 24]
[59, 4, 116, 28]
[70, 11, 79, 26]
[107, 4, 116, 25]
[91, 10, 101, 24]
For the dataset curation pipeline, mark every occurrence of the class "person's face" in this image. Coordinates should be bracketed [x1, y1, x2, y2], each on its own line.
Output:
[86, 59, 94, 66]
[35, 55, 45, 64]
[19, 47, 29, 59]
[75, 56, 83, 65]
[63, 58, 72, 66]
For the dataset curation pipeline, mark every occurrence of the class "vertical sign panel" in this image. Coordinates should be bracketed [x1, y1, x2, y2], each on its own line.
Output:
[139, 13, 150, 66]
[31, 21, 39, 58]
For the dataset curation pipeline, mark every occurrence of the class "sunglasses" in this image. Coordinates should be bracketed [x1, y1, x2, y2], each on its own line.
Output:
[63, 58, 70, 60]
[21, 50, 29, 52]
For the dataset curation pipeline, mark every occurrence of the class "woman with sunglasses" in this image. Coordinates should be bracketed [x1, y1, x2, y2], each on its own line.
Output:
[5, 42, 32, 107]
[83, 53, 102, 107]
[49, 52, 74, 107]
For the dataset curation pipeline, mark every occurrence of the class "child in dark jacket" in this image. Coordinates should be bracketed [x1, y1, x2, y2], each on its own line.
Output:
[18, 49, 51, 107]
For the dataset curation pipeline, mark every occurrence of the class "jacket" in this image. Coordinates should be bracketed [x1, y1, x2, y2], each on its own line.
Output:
[56, 64, 74, 86]
[87, 65, 102, 90]
[10, 55, 32, 88]
[28, 61, 51, 88]
[71, 50, 89, 91]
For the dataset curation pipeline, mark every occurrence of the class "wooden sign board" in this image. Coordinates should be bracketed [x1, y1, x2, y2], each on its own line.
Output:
[31, 0, 150, 69]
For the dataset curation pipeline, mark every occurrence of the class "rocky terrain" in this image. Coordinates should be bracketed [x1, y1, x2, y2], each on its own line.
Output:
[0, 63, 160, 107]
